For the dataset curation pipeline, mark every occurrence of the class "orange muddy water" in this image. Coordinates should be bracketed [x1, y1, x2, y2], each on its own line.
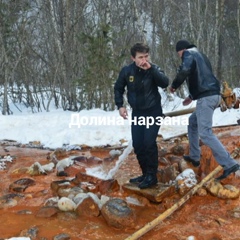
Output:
[0, 125, 240, 240]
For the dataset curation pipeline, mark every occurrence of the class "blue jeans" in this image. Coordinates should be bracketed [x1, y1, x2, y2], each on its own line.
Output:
[188, 95, 238, 170]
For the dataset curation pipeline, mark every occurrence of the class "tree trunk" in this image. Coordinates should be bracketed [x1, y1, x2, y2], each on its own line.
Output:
[132, 0, 146, 42]
[215, 0, 224, 80]
[238, 0, 240, 42]
[187, 0, 194, 40]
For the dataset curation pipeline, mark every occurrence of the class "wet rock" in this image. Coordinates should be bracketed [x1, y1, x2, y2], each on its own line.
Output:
[162, 196, 179, 209]
[205, 180, 240, 199]
[30, 162, 55, 175]
[99, 195, 110, 208]
[158, 146, 168, 157]
[27, 141, 43, 148]
[219, 185, 240, 199]
[57, 187, 74, 198]
[102, 157, 114, 165]
[19, 226, 39, 239]
[57, 211, 78, 221]
[56, 157, 74, 175]
[168, 155, 182, 165]
[170, 139, 185, 155]
[157, 165, 179, 183]
[11, 166, 29, 174]
[158, 157, 170, 166]
[214, 217, 228, 226]
[71, 155, 88, 162]
[0, 198, 17, 208]
[98, 179, 120, 194]
[176, 169, 198, 195]
[80, 181, 97, 192]
[50, 180, 73, 196]
[44, 197, 59, 207]
[9, 178, 36, 192]
[63, 144, 81, 151]
[58, 186, 85, 198]
[87, 156, 103, 163]
[178, 159, 190, 173]
[0, 155, 15, 170]
[187, 236, 196, 240]
[57, 171, 68, 176]
[101, 198, 136, 229]
[73, 172, 99, 184]
[53, 233, 71, 240]
[196, 188, 207, 196]
[125, 195, 149, 207]
[72, 192, 88, 204]
[36, 206, 59, 217]
[68, 186, 86, 198]
[0, 193, 24, 204]
[12, 161, 54, 176]
[73, 172, 120, 194]
[17, 209, 33, 215]
[109, 149, 122, 158]
[58, 197, 77, 211]
[47, 148, 68, 162]
[32, 189, 49, 198]
[230, 206, 240, 219]
[75, 196, 100, 217]
[199, 145, 219, 175]
[73, 192, 104, 209]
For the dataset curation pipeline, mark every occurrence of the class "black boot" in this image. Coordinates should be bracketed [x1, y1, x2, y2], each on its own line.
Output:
[129, 175, 145, 183]
[215, 164, 240, 180]
[138, 174, 157, 189]
[183, 155, 200, 167]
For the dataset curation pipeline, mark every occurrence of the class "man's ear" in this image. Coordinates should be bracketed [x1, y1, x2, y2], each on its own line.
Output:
[131, 56, 135, 61]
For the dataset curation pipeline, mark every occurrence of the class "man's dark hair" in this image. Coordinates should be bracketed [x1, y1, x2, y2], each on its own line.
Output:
[130, 42, 150, 58]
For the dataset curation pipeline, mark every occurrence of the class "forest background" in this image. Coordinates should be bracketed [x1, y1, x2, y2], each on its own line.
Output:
[1, 0, 240, 115]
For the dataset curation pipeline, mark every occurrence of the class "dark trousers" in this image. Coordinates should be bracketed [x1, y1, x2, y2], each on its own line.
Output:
[131, 107, 162, 175]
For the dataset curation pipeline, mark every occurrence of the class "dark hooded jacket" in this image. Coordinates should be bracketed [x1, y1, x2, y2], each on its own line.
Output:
[171, 47, 220, 100]
[114, 62, 169, 111]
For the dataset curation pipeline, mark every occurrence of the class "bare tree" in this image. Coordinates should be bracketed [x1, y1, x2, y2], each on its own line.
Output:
[238, 0, 240, 41]
[0, 0, 240, 114]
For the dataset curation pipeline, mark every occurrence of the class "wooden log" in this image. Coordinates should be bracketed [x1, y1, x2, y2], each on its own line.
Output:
[124, 165, 222, 240]
[164, 107, 195, 117]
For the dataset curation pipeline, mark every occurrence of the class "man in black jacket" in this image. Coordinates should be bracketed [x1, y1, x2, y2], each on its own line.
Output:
[114, 42, 169, 188]
[170, 40, 240, 180]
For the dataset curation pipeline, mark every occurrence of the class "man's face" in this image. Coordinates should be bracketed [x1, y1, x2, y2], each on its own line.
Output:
[131, 52, 150, 68]
[177, 50, 184, 58]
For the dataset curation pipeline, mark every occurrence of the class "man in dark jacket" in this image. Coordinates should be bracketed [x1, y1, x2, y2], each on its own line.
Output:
[114, 42, 169, 188]
[170, 39, 240, 180]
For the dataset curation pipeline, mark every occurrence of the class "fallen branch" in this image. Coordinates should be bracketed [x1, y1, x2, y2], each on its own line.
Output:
[124, 165, 222, 240]
[164, 107, 195, 117]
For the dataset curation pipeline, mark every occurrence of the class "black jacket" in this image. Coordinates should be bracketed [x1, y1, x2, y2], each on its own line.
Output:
[171, 47, 220, 100]
[114, 62, 169, 111]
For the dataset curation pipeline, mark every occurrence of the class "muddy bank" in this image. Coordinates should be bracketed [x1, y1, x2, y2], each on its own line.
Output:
[0, 125, 240, 240]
